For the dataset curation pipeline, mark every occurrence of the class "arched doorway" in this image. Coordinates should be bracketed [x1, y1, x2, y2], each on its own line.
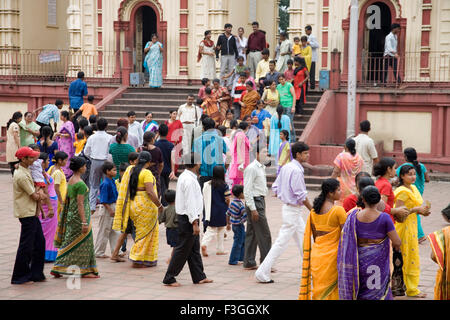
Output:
[363, 2, 392, 82]
[134, 6, 157, 73]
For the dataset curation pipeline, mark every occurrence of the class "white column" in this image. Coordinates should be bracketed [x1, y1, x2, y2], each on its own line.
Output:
[288, 0, 302, 39]
[346, 0, 358, 138]
[0, 0, 20, 75]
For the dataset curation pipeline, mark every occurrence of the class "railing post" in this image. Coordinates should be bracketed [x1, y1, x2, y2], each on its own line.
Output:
[330, 49, 341, 90]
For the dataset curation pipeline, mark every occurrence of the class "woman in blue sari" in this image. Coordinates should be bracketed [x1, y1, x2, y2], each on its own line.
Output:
[141, 112, 159, 134]
[338, 186, 401, 300]
[269, 105, 291, 156]
[144, 34, 164, 88]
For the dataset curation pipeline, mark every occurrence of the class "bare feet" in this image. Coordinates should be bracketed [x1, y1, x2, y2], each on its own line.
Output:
[197, 278, 213, 284]
[409, 292, 427, 299]
[132, 263, 149, 268]
[201, 246, 208, 257]
[165, 282, 181, 287]
[110, 256, 126, 263]
[20, 281, 34, 285]
[82, 274, 100, 279]
[271, 268, 277, 273]
[96, 254, 110, 259]
[118, 251, 127, 258]
[216, 251, 228, 255]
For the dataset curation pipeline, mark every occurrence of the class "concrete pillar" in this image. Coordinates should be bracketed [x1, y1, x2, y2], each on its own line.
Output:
[288, 0, 302, 40]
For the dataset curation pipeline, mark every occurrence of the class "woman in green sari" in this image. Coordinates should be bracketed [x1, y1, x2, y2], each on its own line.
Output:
[51, 156, 99, 278]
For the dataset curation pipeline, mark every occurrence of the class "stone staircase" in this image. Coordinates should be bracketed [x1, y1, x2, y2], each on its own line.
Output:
[98, 86, 327, 190]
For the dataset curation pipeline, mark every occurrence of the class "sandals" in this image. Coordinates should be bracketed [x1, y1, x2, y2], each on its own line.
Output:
[409, 292, 427, 299]
[110, 256, 126, 263]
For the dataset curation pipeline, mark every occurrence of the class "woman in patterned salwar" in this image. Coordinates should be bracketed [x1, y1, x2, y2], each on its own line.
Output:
[338, 186, 401, 300]
[394, 164, 431, 298]
[299, 179, 347, 300]
[428, 223, 450, 300]
[113, 151, 163, 268]
[51, 157, 99, 278]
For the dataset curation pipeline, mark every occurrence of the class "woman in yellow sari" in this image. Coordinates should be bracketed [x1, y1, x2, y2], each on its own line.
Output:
[299, 178, 347, 300]
[239, 81, 261, 120]
[113, 151, 163, 268]
[394, 164, 431, 298]
[428, 223, 450, 300]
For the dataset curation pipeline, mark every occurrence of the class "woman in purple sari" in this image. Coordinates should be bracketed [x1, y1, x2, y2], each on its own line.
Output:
[54, 111, 75, 178]
[338, 186, 401, 300]
[39, 153, 59, 262]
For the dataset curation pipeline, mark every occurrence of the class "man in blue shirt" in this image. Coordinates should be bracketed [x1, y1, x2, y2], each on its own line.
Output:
[193, 117, 228, 183]
[69, 71, 88, 111]
[36, 99, 63, 136]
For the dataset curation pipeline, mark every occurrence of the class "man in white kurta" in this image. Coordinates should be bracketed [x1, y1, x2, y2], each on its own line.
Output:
[177, 95, 203, 156]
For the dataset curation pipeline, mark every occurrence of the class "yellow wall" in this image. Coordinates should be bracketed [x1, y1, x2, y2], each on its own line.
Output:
[20, 0, 70, 50]
[367, 111, 432, 153]
[0, 102, 28, 129]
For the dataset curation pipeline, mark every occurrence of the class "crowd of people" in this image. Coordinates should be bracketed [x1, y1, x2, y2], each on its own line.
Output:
[6, 49, 449, 299]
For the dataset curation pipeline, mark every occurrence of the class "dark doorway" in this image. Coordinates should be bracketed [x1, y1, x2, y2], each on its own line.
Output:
[364, 2, 392, 82]
[134, 6, 157, 73]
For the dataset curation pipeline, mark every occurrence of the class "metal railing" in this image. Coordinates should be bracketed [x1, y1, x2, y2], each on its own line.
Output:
[342, 51, 450, 87]
[0, 49, 120, 84]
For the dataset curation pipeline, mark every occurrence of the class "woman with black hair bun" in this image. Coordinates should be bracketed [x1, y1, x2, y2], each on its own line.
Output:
[395, 148, 430, 244]
[51, 156, 99, 279]
[331, 138, 364, 203]
[393, 164, 431, 298]
[299, 178, 347, 300]
[113, 151, 163, 268]
[338, 186, 401, 300]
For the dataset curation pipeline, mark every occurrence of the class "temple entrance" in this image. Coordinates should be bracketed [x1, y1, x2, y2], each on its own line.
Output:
[134, 6, 157, 73]
[362, 2, 392, 83]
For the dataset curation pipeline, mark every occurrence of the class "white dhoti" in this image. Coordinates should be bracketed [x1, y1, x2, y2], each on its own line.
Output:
[255, 204, 305, 283]
[181, 123, 195, 156]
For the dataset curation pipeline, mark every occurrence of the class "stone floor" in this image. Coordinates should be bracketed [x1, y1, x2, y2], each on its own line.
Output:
[0, 173, 449, 300]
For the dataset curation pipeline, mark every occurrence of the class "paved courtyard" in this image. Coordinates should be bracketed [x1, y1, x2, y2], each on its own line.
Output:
[0, 173, 449, 300]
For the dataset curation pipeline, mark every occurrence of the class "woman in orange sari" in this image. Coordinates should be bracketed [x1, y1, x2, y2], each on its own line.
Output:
[238, 81, 260, 120]
[429, 221, 450, 300]
[331, 138, 364, 204]
[299, 178, 347, 300]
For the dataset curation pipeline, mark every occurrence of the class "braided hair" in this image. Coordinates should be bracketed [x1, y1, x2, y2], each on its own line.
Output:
[313, 178, 340, 213]
[276, 105, 284, 129]
[129, 151, 152, 200]
[404, 147, 422, 176]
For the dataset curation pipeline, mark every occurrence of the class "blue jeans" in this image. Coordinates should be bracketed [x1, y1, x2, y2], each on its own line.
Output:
[229, 224, 246, 265]
[283, 107, 296, 142]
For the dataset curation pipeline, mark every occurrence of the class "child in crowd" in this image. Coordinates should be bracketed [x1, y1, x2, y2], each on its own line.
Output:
[89, 115, 97, 132]
[284, 59, 295, 83]
[198, 78, 211, 101]
[226, 185, 247, 265]
[74, 132, 86, 156]
[222, 110, 234, 129]
[48, 151, 68, 215]
[292, 37, 301, 57]
[28, 145, 52, 218]
[158, 190, 178, 265]
[222, 55, 246, 89]
[94, 161, 120, 259]
[201, 166, 231, 257]
[277, 130, 292, 175]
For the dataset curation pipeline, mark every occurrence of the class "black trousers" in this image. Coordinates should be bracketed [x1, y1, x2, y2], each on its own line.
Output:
[383, 56, 401, 83]
[295, 87, 306, 114]
[160, 172, 170, 207]
[163, 214, 207, 284]
[11, 216, 46, 284]
[36, 121, 52, 140]
[309, 61, 316, 89]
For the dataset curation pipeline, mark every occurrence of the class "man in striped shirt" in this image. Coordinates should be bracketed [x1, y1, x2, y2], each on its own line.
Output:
[226, 185, 247, 265]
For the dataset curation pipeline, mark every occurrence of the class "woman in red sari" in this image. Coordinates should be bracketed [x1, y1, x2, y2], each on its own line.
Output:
[293, 56, 309, 115]
[165, 110, 183, 176]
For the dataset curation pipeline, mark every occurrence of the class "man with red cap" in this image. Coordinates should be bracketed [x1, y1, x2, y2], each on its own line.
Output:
[11, 147, 46, 285]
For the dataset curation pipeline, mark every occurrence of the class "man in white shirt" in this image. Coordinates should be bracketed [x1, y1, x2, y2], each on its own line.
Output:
[177, 94, 202, 156]
[163, 153, 213, 287]
[305, 25, 320, 90]
[383, 23, 402, 84]
[84, 118, 112, 213]
[127, 111, 144, 146]
[354, 120, 379, 175]
[243, 144, 272, 270]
